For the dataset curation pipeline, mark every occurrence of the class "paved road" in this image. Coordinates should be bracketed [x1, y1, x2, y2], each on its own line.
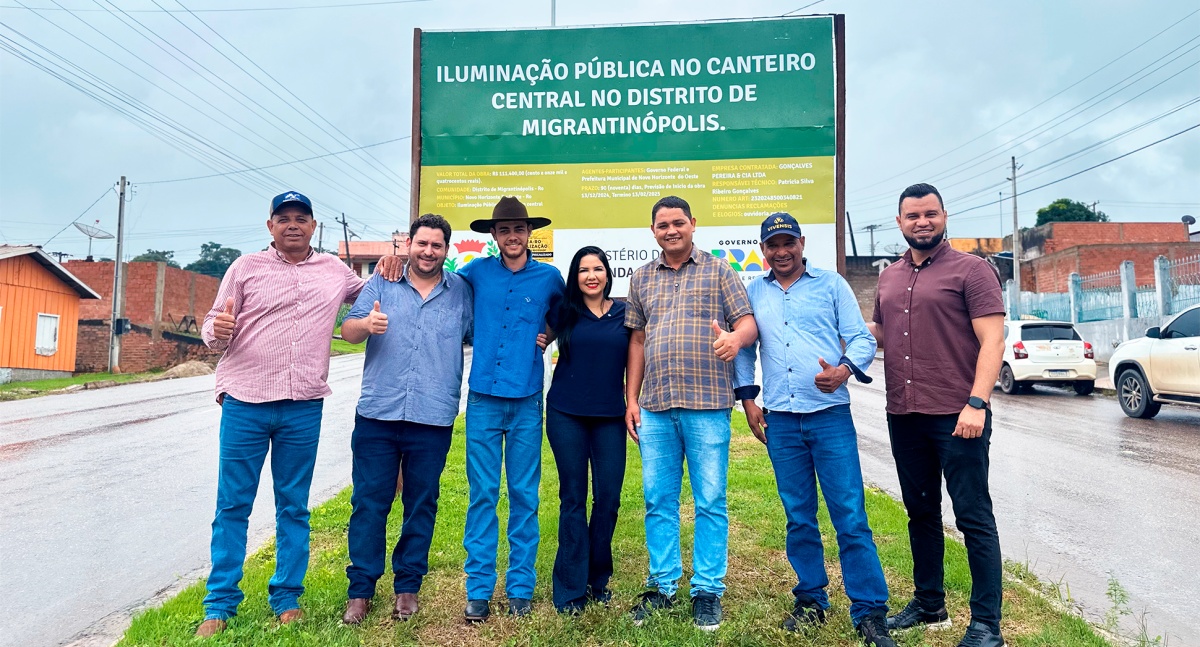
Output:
[0, 355, 372, 647]
[847, 363, 1200, 646]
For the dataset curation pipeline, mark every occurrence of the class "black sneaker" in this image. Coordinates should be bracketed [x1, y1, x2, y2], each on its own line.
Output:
[464, 599, 490, 623]
[957, 621, 1006, 647]
[781, 595, 827, 631]
[886, 598, 951, 631]
[630, 590, 674, 626]
[855, 610, 897, 647]
[691, 592, 722, 631]
[507, 598, 532, 617]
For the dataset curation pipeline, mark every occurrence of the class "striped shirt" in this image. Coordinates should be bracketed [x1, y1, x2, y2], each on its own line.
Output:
[201, 246, 365, 403]
[625, 245, 754, 412]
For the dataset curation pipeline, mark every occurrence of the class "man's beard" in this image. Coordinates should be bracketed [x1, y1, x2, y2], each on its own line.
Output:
[903, 229, 945, 251]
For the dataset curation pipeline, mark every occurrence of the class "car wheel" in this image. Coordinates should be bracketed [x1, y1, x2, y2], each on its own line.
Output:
[1117, 369, 1161, 418]
[1073, 380, 1095, 396]
[999, 364, 1019, 394]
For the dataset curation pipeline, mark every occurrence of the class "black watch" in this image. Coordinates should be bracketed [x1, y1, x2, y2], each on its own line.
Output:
[967, 396, 989, 410]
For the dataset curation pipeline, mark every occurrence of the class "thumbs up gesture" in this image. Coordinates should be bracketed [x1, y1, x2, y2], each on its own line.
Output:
[814, 357, 851, 393]
[213, 297, 236, 340]
[366, 300, 388, 336]
[711, 319, 739, 362]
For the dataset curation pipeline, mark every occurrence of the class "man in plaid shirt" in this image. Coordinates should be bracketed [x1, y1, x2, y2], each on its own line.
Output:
[624, 195, 757, 631]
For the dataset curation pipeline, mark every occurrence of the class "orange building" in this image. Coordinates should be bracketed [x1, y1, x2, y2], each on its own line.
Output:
[0, 246, 101, 383]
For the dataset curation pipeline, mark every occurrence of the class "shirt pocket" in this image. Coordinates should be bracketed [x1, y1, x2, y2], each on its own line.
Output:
[436, 302, 465, 340]
[685, 287, 719, 320]
[516, 294, 545, 325]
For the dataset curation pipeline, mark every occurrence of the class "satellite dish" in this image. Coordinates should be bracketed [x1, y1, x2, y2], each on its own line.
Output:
[1183, 215, 1196, 226]
[74, 221, 114, 260]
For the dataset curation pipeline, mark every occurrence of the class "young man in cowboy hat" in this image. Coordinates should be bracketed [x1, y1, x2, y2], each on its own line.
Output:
[459, 196, 565, 622]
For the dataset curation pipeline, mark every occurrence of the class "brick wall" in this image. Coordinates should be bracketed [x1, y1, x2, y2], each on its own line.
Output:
[1014, 222, 1190, 259]
[63, 260, 221, 372]
[1025, 242, 1200, 292]
[845, 255, 902, 321]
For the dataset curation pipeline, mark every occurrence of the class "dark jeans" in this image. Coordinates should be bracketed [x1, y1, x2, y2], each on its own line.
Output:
[346, 415, 452, 599]
[887, 411, 1002, 632]
[545, 404, 626, 610]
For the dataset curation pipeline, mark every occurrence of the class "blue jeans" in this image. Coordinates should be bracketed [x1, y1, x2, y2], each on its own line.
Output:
[463, 390, 543, 600]
[203, 396, 323, 620]
[545, 405, 626, 610]
[765, 405, 889, 624]
[346, 416, 452, 599]
[638, 407, 731, 598]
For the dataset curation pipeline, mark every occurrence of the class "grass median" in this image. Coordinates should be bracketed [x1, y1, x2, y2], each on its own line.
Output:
[119, 416, 1109, 646]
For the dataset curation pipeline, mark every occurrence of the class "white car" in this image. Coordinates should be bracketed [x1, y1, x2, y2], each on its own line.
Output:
[1109, 304, 1200, 418]
[998, 320, 1098, 395]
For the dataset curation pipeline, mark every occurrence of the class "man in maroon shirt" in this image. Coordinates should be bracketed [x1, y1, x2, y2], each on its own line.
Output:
[869, 183, 1007, 647]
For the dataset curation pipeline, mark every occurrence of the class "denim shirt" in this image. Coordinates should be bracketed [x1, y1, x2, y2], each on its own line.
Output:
[459, 252, 565, 399]
[734, 264, 875, 414]
[348, 270, 473, 426]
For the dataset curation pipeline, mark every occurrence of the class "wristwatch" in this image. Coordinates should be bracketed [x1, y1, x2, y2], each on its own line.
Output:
[967, 396, 989, 410]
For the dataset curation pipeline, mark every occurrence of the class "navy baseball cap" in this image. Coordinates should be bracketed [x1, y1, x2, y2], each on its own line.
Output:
[270, 191, 313, 216]
[761, 212, 802, 241]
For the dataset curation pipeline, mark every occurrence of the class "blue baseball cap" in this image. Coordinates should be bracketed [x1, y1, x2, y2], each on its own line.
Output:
[270, 191, 313, 216]
[761, 212, 802, 241]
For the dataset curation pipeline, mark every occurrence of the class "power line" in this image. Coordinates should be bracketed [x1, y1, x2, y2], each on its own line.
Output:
[169, 0, 412, 191]
[847, 6, 1200, 198]
[141, 137, 408, 184]
[0, 0, 431, 12]
[42, 186, 115, 246]
[782, 0, 825, 17]
[850, 31, 1200, 210]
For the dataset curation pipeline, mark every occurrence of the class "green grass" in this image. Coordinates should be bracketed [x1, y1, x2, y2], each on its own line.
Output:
[119, 416, 1111, 646]
[0, 369, 162, 397]
[331, 324, 365, 356]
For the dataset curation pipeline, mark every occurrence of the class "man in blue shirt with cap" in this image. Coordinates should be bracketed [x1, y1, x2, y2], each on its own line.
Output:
[734, 213, 894, 647]
[458, 196, 565, 622]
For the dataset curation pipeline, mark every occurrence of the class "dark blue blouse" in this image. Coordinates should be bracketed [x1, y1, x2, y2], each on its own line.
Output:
[547, 300, 631, 417]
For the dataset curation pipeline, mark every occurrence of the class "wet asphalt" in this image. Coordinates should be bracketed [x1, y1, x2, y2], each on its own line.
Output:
[0, 356, 370, 647]
[847, 363, 1200, 646]
[2, 353, 1197, 646]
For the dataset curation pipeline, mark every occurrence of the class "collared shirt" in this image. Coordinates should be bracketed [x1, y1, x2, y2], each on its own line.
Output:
[547, 300, 630, 417]
[625, 245, 754, 412]
[734, 263, 876, 413]
[873, 241, 1006, 415]
[459, 252, 565, 399]
[348, 267, 473, 426]
[202, 246, 365, 403]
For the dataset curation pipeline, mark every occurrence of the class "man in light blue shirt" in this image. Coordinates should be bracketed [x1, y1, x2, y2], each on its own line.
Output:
[339, 214, 473, 626]
[734, 213, 894, 647]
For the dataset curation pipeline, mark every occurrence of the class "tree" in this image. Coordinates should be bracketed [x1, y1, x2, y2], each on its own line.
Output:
[130, 249, 180, 268]
[1035, 198, 1109, 227]
[184, 242, 242, 278]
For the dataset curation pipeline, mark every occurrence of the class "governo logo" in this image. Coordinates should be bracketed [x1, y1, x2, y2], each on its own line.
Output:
[444, 238, 499, 272]
[711, 247, 765, 272]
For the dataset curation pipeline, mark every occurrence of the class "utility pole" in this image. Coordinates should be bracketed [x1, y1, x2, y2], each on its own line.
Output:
[551, 0, 556, 26]
[863, 224, 881, 256]
[999, 192, 1005, 240]
[1091, 201, 1100, 218]
[49, 251, 70, 263]
[337, 213, 352, 268]
[846, 211, 858, 256]
[317, 221, 324, 254]
[1009, 156, 1021, 318]
[109, 176, 127, 373]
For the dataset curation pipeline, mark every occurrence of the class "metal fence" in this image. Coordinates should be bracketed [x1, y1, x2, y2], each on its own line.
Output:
[1009, 291, 1071, 321]
[1078, 268, 1123, 322]
[1166, 254, 1200, 313]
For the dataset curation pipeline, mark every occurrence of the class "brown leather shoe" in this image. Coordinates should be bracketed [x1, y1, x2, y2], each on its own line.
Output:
[195, 619, 226, 638]
[278, 608, 304, 625]
[394, 592, 419, 620]
[343, 598, 372, 625]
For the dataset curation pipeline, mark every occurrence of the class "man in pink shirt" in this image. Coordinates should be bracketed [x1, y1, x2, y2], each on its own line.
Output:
[195, 191, 365, 637]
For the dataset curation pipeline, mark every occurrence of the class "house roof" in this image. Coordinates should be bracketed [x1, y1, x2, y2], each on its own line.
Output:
[0, 245, 102, 299]
[337, 240, 409, 259]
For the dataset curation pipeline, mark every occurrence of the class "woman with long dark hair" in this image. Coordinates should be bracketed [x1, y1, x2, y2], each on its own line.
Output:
[545, 246, 631, 614]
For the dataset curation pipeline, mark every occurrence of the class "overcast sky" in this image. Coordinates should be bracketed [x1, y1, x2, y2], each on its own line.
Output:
[1, 0, 1197, 264]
